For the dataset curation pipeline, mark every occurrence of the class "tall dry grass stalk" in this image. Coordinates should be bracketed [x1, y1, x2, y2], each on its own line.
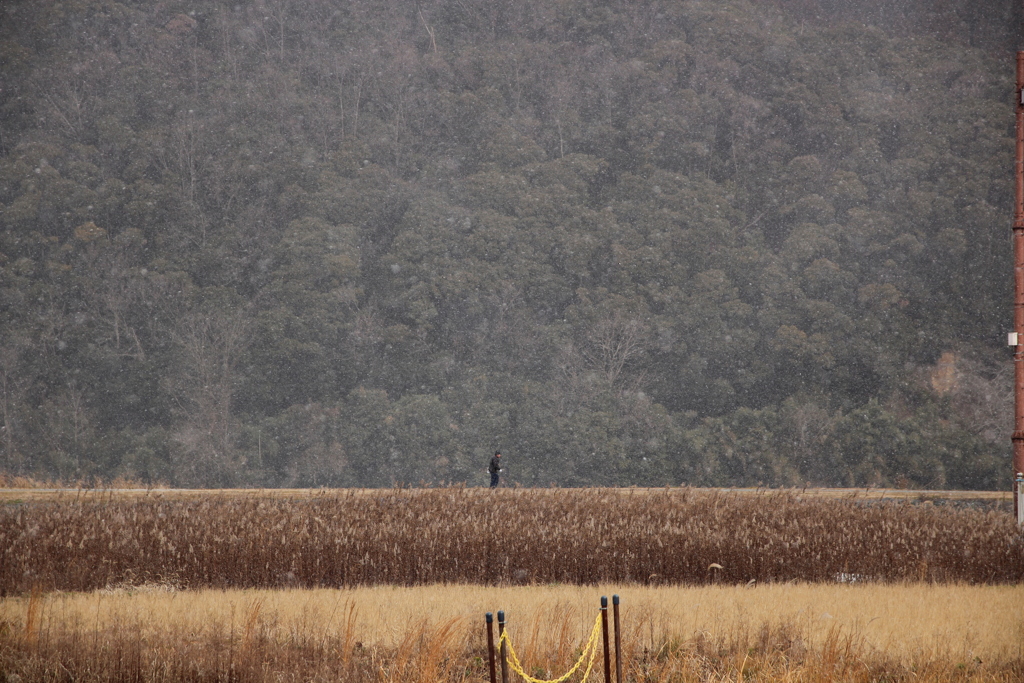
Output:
[1, 584, 1021, 682]
[21, 584, 41, 648]
[1, 487, 1021, 593]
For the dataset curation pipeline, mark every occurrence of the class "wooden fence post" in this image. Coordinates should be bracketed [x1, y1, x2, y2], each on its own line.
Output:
[486, 612, 497, 683]
[498, 610, 509, 683]
[613, 595, 622, 683]
[601, 596, 611, 683]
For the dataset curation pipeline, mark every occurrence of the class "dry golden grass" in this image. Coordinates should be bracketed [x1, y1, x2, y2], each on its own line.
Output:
[1, 584, 1021, 682]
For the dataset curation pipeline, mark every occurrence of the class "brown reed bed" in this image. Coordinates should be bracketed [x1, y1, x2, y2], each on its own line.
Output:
[1, 487, 1022, 594]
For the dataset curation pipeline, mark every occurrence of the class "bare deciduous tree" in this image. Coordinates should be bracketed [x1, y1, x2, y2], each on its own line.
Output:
[165, 309, 250, 485]
[556, 311, 651, 411]
[0, 338, 29, 472]
[166, 111, 209, 245]
[40, 381, 93, 477]
[37, 68, 88, 140]
[577, 311, 650, 388]
[76, 232, 150, 360]
[948, 355, 1012, 444]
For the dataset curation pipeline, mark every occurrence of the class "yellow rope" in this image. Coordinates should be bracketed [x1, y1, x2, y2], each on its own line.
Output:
[497, 611, 604, 683]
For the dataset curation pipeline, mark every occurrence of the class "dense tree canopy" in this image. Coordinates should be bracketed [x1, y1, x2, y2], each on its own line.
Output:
[0, 0, 1018, 488]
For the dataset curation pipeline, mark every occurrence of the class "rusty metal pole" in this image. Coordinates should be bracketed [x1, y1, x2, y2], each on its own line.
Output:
[486, 612, 497, 683]
[1013, 51, 1024, 524]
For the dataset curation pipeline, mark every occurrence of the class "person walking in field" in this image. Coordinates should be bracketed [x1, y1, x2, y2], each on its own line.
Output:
[488, 451, 503, 488]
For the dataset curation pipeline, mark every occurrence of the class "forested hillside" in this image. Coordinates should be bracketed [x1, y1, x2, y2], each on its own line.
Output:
[0, 0, 1019, 488]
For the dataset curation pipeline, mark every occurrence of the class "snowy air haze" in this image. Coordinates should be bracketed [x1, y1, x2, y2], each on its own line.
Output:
[0, 0, 1021, 488]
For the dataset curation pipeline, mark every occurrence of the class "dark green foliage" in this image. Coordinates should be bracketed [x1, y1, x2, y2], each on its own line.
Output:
[0, 0, 1017, 487]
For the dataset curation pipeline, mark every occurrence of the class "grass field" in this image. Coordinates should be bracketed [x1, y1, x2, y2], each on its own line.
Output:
[1, 486, 1021, 681]
[1, 583, 1021, 682]
[0, 486, 1013, 504]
